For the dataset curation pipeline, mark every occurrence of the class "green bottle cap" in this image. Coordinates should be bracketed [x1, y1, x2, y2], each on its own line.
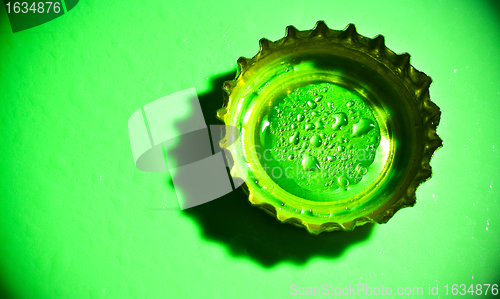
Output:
[217, 21, 442, 234]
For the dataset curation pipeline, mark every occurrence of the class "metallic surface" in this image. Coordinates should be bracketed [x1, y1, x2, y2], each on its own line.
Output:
[218, 21, 442, 233]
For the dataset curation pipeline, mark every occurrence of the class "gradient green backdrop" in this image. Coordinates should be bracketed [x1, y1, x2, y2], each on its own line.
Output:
[1, 0, 499, 298]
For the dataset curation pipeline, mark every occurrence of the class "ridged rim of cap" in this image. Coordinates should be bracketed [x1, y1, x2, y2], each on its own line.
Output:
[217, 21, 443, 234]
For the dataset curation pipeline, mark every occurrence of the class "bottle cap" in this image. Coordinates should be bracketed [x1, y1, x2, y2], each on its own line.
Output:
[217, 21, 442, 234]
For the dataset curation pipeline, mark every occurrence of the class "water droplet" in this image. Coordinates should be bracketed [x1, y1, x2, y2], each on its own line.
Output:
[307, 100, 317, 109]
[310, 135, 322, 147]
[314, 119, 324, 129]
[302, 142, 309, 149]
[314, 95, 323, 102]
[305, 123, 315, 131]
[311, 111, 319, 117]
[291, 123, 298, 129]
[288, 154, 295, 161]
[289, 131, 300, 145]
[349, 109, 356, 114]
[301, 154, 320, 171]
[327, 156, 336, 162]
[322, 87, 328, 93]
[356, 164, 367, 175]
[297, 114, 304, 122]
[338, 145, 345, 152]
[338, 176, 349, 188]
[346, 101, 354, 108]
[352, 118, 375, 137]
[332, 112, 348, 130]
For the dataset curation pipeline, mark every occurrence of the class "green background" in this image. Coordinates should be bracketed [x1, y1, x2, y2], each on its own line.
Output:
[1, 0, 499, 298]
